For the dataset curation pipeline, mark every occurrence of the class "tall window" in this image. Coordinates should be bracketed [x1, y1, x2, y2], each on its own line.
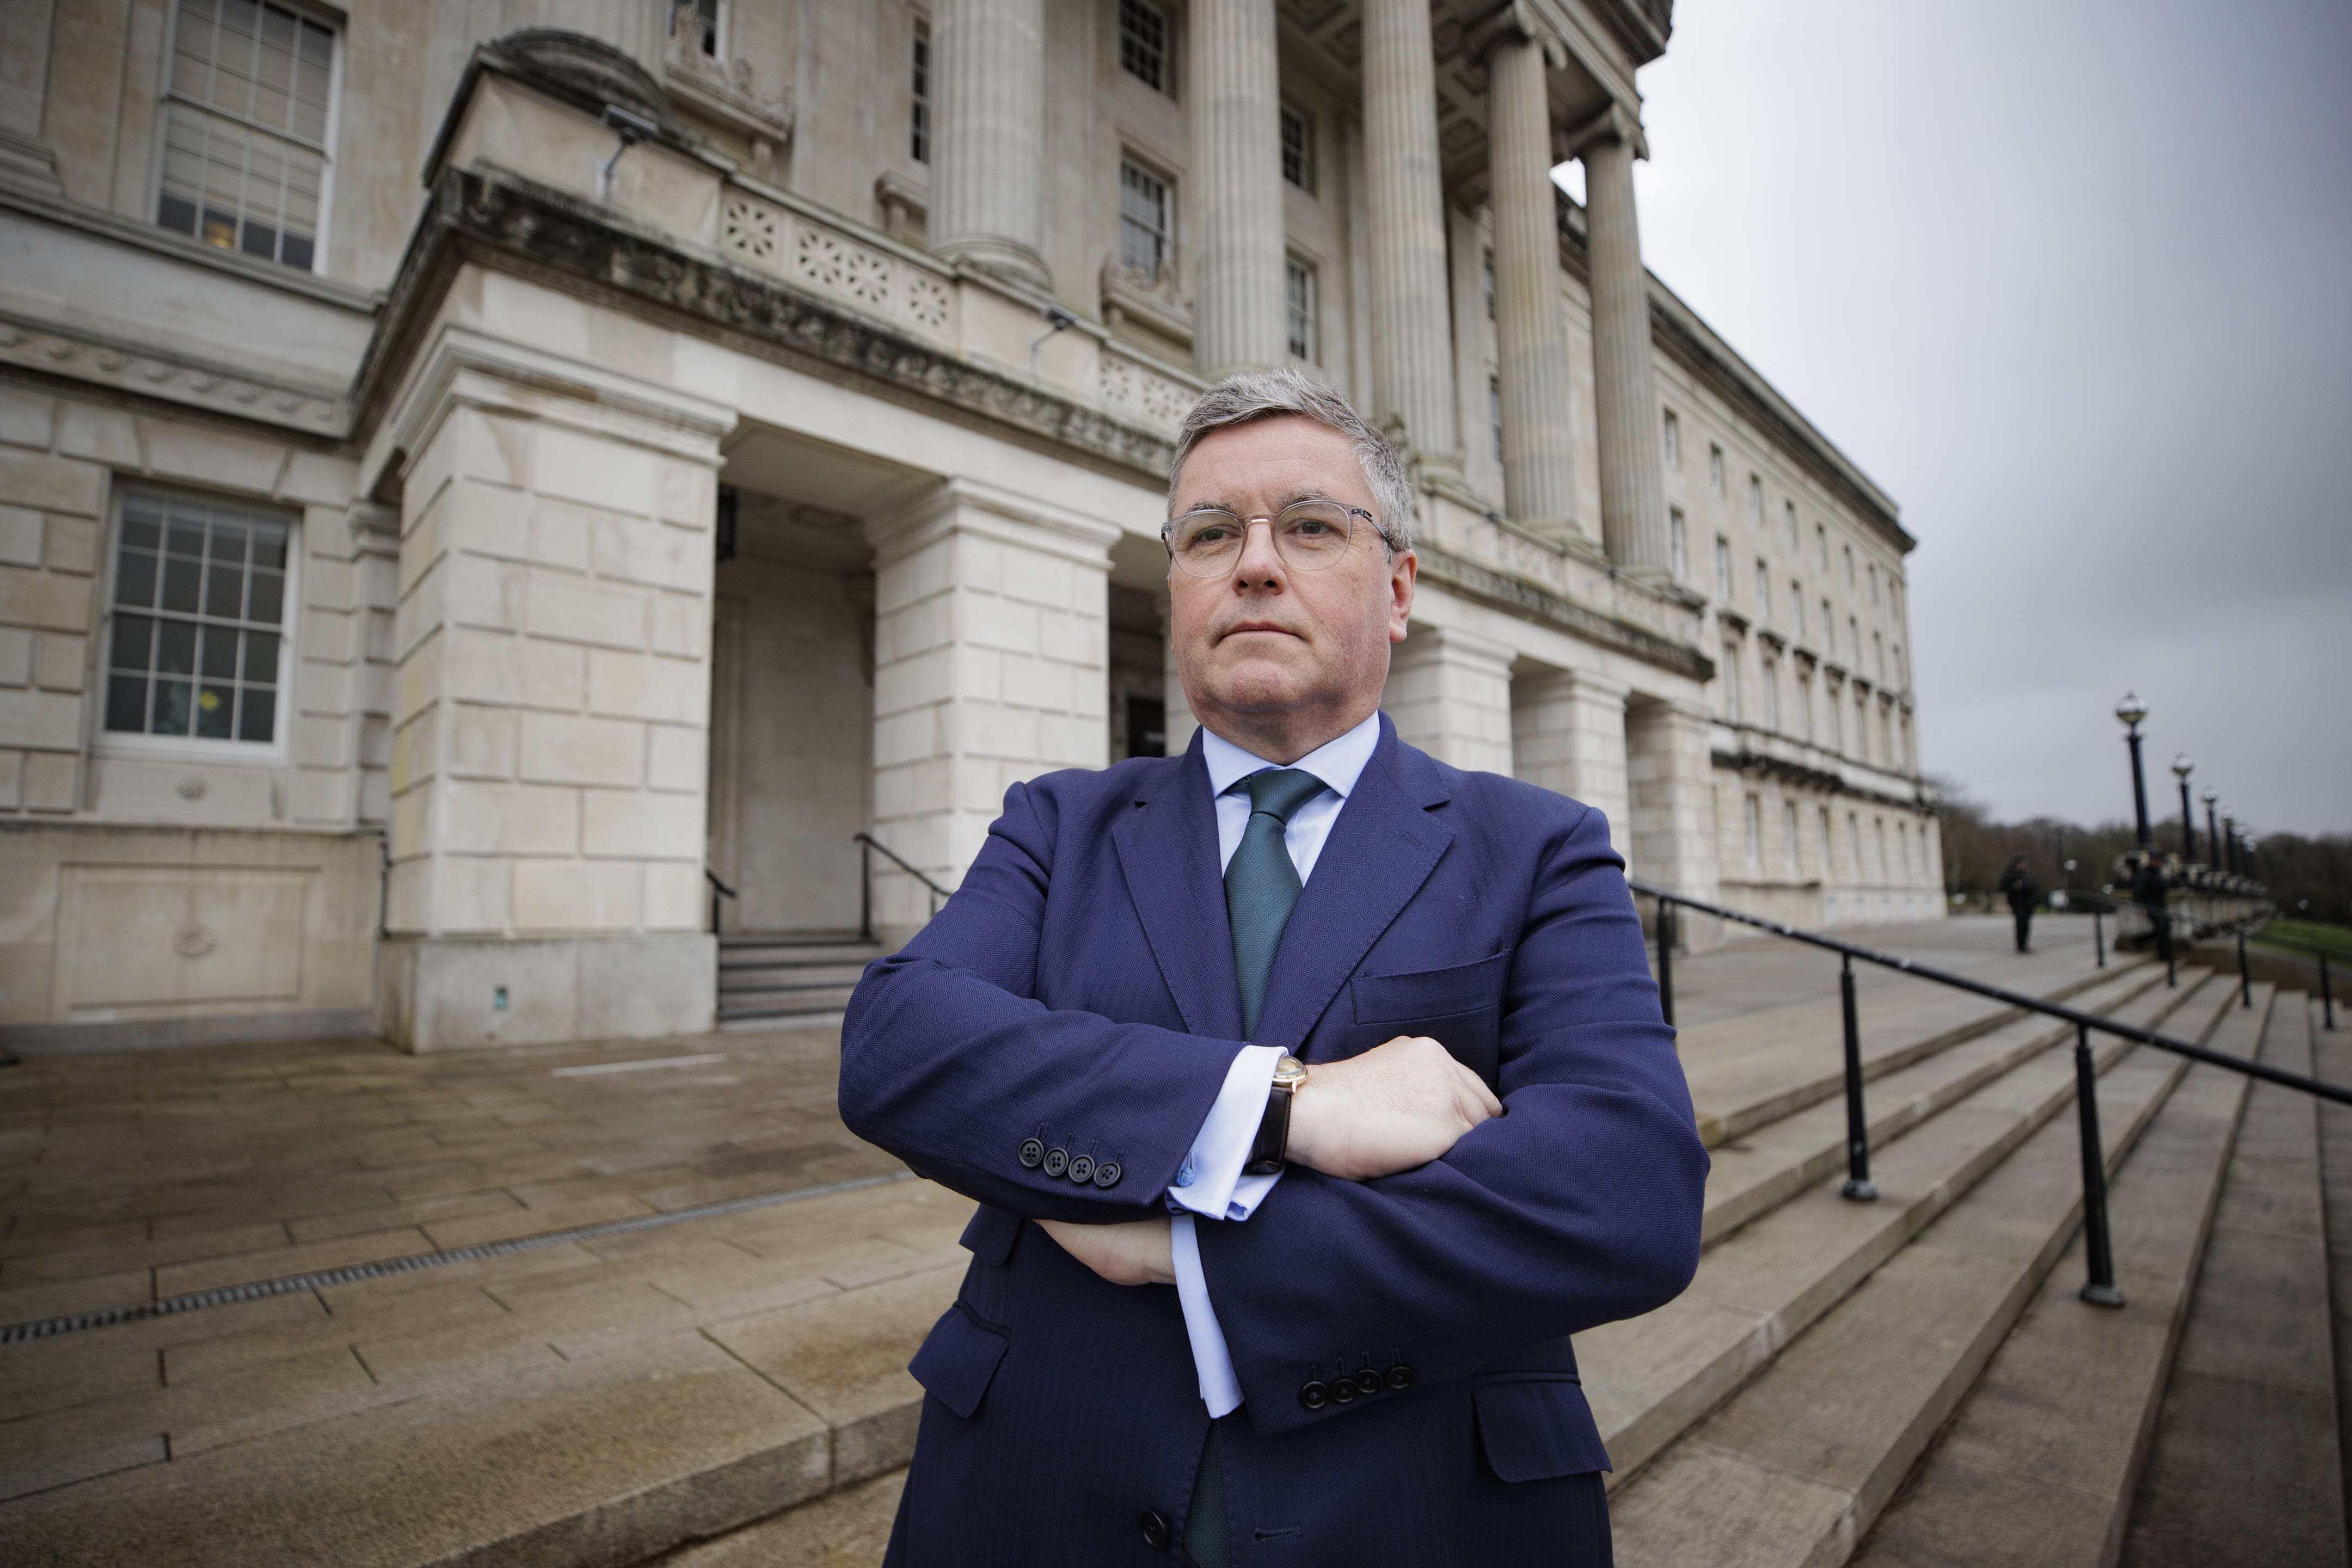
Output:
[911, 19, 931, 162]
[1284, 257, 1316, 360]
[1827, 684, 1841, 750]
[1280, 104, 1312, 190]
[1820, 808, 1834, 875]
[682, 0, 722, 55]
[1784, 802, 1801, 876]
[1748, 475, 1764, 526]
[1119, 0, 1168, 91]
[1817, 523, 1828, 568]
[1847, 811, 1862, 878]
[1669, 509, 1687, 578]
[1785, 500, 1798, 548]
[1709, 444, 1724, 496]
[1854, 691, 1870, 761]
[1663, 409, 1680, 466]
[1754, 561, 1771, 622]
[159, 0, 335, 271]
[1489, 378, 1503, 464]
[106, 489, 292, 744]
[1722, 644, 1742, 723]
[1892, 643, 1905, 688]
[1760, 657, 1779, 730]
[1874, 631, 1886, 683]
[1483, 249, 1495, 321]
[1868, 563, 1880, 606]
[1821, 599, 1834, 655]
[1791, 584, 1805, 640]
[1745, 795, 1762, 866]
[1797, 673, 1814, 741]
[1844, 543, 1856, 585]
[1119, 159, 1169, 279]
[1715, 536, 1731, 600]
[1849, 615, 1860, 667]
[1875, 818, 1889, 882]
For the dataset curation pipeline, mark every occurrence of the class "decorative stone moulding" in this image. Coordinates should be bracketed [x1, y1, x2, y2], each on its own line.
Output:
[662, 14, 795, 154]
[719, 190, 954, 339]
[0, 317, 343, 435]
[1096, 349, 1195, 434]
[1098, 257, 1194, 346]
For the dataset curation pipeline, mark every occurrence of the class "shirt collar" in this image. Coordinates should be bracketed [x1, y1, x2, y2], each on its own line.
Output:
[1200, 711, 1381, 802]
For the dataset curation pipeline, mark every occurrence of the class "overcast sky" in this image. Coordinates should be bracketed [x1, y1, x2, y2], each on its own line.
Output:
[1602, 0, 2352, 837]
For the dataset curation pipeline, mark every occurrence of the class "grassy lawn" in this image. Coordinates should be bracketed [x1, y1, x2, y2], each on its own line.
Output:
[2256, 918, 2352, 962]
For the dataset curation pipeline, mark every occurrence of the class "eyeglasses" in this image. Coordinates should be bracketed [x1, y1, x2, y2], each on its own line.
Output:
[1162, 500, 1385, 577]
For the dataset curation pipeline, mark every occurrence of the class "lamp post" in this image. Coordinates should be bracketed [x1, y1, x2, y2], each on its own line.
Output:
[2202, 789, 2221, 873]
[2115, 693, 2151, 851]
[2221, 814, 2238, 877]
[2172, 754, 2195, 863]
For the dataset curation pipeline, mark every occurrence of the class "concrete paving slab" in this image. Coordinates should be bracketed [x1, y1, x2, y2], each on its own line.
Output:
[656, 1471, 906, 1567]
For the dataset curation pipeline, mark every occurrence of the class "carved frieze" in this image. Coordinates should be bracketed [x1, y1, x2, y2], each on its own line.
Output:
[0, 315, 343, 435]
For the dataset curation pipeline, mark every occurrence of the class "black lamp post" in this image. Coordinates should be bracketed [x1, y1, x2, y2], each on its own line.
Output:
[2115, 693, 2151, 851]
[2202, 789, 2221, 873]
[2221, 815, 2238, 877]
[2172, 754, 2195, 863]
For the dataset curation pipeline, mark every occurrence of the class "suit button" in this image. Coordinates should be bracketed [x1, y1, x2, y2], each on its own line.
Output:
[1066, 1153, 1095, 1184]
[1329, 1377, 1357, 1405]
[1353, 1367, 1383, 1397]
[1385, 1363, 1416, 1391]
[1140, 1509, 1172, 1549]
[1017, 1139, 1044, 1169]
[1092, 1160, 1122, 1189]
[1041, 1147, 1069, 1178]
[1299, 1379, 1329, 1411]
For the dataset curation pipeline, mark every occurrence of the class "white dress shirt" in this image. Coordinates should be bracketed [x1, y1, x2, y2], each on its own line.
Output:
[1167, 711, 1383, 1417]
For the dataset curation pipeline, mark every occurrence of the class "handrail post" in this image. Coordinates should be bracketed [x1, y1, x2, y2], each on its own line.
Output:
[1839, 953, 1876, 1201]
[2323, 954, 2336, 1031]
[1655, 899, 1675, 1029]
[860, 840, 874, 944]
[2074, 1022, 2126, 1307]
[2092, 905, 2105, 969]
[2164, 911, 2176, 989]
[2238, 930, 2252, 1008]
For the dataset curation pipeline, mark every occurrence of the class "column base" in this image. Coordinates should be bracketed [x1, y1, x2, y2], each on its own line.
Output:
[376, 932, 716, 1053]
[933, 237, 1053, 294]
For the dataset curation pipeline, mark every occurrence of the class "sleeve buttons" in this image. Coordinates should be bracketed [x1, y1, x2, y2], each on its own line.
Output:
[1066, 1153, 1095, 1184]
[1041, 1147, 1069, 1178]
[1017, 1137, 1045, 1169]
[1298, 1379, 1329, 1411]
[1352, 1367, 1383, 1397]
[1092, 1160, 1122, 1189]
[1385, 1363, 1416, 1391]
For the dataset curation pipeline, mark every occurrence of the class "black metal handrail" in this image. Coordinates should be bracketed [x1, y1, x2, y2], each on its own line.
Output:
[704, 868, 736, 936]
[2242, 930, 2340, 1031]
[853, 832, 952, 941]
[1632, 879, 2351, 1310]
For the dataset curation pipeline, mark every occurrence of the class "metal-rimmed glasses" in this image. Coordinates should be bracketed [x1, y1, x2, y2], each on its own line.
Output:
[1161, 500, 1384, 576]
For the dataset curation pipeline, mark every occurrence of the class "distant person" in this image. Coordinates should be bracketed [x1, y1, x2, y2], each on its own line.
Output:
[1999, 853, 2037, 953]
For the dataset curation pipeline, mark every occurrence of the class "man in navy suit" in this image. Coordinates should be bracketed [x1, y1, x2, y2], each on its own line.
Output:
[841, 368, 1708, 1566]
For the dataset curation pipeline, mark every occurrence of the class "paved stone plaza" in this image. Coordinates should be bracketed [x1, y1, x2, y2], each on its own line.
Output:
[0, 914, 2135, 1565]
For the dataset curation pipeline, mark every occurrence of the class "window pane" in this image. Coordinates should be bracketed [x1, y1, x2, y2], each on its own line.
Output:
[157, 619, 197, 675]
[237, 685, 275, 742]
[195, 684, 235, 737]
[279, 232, 313, 270]
[106, 674, 150, 733]
[199, 624, 238, 679]
[242, 629, 278, 681]
[247, 568, 283, 625]
[158, 192, 198, 235]
[153, 678, 194, 735]
[112, 613, 155, 671]
[115, 549, 158, 608]
[162, 555, 203, 613]
[250, 521, 288, 570]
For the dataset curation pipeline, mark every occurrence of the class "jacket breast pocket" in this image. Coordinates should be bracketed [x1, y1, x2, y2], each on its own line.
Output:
[1473, 1374, 1612, 1482]
[1350, 950, 1509, 1087]
[908, 1302, 1010, 1421]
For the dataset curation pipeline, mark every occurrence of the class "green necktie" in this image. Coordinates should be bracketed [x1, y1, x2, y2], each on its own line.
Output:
[1187, 766, 1327, 1568]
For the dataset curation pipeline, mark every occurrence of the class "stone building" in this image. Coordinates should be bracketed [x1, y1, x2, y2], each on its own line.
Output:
[0, 0, 1938, 1054]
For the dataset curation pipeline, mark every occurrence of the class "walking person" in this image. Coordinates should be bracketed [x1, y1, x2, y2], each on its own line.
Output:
[1999, 852, 2038, 953]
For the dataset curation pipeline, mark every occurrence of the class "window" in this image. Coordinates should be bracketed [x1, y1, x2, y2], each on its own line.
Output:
[1280, 104, 1312, 190]
[1284, 257, 1316, 360]
[1854, 691, 1870, 762]
[1119, 0, 1168, 91]
[1797, 673, 1814, 741]
[1722, 644, 1742, 723]
[1819, 808, 1833, 876]
[159, 0, 335, 271]
[1875, 818, 1889, 883]
[1715, 536, 1731, 600]
[106, 489, 292, 744]
[1754, 561, 1771, 622]
[1874, 631, 1886, 683]
[911, 19, 931, 162]
[1669, 509, 1687, 578]
[1827, 684, 1841, 750]
[681, 0, 722, 56]
[1483, 249, 1495, 321]
[1785, 500, 1798, 548]
[1844, 543, 1856, 585]
[1791, 585, 1805, 640]
[1821, 599, 1834, 655]
[1784, 802, 1801, 876]
[1847, 812, 1862, 878]
[1760, 657, 1779, 731]
[1745, 795, 1762, 866]
[1709, 444, 1724, 496]
[1489, 377, 1503, 464]
[1892, 643, 1905, 689]
[1816, 523, 1828, 568]
[1881, 704, 1895, 765]
[1868, 563, 1880, 606]
[1899, 821, 1913, 879]
[1663, 409, 1680, 467]
[1119, 159, 1169, 279]
[1849, 615, 1860, 666]
[1748, 475, 1764, 526]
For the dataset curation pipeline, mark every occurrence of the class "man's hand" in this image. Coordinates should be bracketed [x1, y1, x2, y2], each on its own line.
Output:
[1286, 1034, 1502, 1181]
[1040, 1216, 1176, 1286]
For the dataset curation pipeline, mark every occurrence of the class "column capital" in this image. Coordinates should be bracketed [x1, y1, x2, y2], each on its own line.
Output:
[1565, 100, 1649, 163]
[863, 475, 1123, 568]
[1465, 1, 1569, 70]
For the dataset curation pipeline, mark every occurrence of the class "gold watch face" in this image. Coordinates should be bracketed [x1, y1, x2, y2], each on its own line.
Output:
[1272, 1055, 1309, 1089]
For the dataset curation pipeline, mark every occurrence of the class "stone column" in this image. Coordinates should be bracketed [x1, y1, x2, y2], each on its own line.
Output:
[927, 0, 1051, 290]
[866, 480, 1114, 943]
[1383, 625, 1515, 774]
[1512, 668, 1630, 855]
[375, 341, 735, 1052]
[1361, 0, 1459, 468]
[1626, 694, 1722, 940]
[1485, 24, 1580, 539]
[1577, 107, 1672, 577]
[1189, 0, 1287, 378]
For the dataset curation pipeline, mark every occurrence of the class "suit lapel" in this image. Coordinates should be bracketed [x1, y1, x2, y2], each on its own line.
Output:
[1112, 732, 1245, 1041]
[1251, 717, 1455, 1057]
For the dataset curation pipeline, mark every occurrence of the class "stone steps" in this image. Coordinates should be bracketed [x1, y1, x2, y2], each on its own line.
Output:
[716, 933, 880, 1024]
[1603, 979, 2266, 1567]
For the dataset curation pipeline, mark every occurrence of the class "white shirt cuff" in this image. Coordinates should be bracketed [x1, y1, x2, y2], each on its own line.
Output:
[1165, 1044, 1285, 1221]
[1170, 1213, 1244, 1417]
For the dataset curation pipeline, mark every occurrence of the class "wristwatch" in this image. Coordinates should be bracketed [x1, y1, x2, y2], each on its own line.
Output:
[1243, 1055, 1310, 1176]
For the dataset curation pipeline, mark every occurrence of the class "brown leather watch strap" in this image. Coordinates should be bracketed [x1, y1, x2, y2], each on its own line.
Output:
[1243, 1083, 1293, 1176]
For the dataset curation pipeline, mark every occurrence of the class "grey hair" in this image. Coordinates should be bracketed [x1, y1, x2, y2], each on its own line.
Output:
[1169, 367, 1416, 552]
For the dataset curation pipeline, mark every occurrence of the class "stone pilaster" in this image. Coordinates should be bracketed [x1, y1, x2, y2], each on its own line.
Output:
[0, 0, 64, 193]
[1383, 625, 1515, 774]
[927, 0, 1052, 290]
[1361, 0, 1459, 469]
[1577, 107, 1672, 578]
[1188, 0, 1287, 378]
[375, 332, 734, 1050]
[1626, 695, 1722, 937]
[866, 480, 1114, 943]
[1485, 23, 1580, 540]
[1512, 668, 1630, 854]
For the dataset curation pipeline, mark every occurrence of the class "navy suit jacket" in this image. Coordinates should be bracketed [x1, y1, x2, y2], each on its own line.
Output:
[840, 716, 1708, 1566]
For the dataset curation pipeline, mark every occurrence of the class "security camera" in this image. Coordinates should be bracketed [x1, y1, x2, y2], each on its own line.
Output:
[601, 105, 661, 145]
[1042, 304, 1079, 330]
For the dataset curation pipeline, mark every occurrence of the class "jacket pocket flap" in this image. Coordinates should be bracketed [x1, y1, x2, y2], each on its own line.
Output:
[1473, 1376, 1612, 1482]
[959, 1204, 1023, 1267]
[908, 1304, 1010, 1421]
[1352, 951, 1509, 1024]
